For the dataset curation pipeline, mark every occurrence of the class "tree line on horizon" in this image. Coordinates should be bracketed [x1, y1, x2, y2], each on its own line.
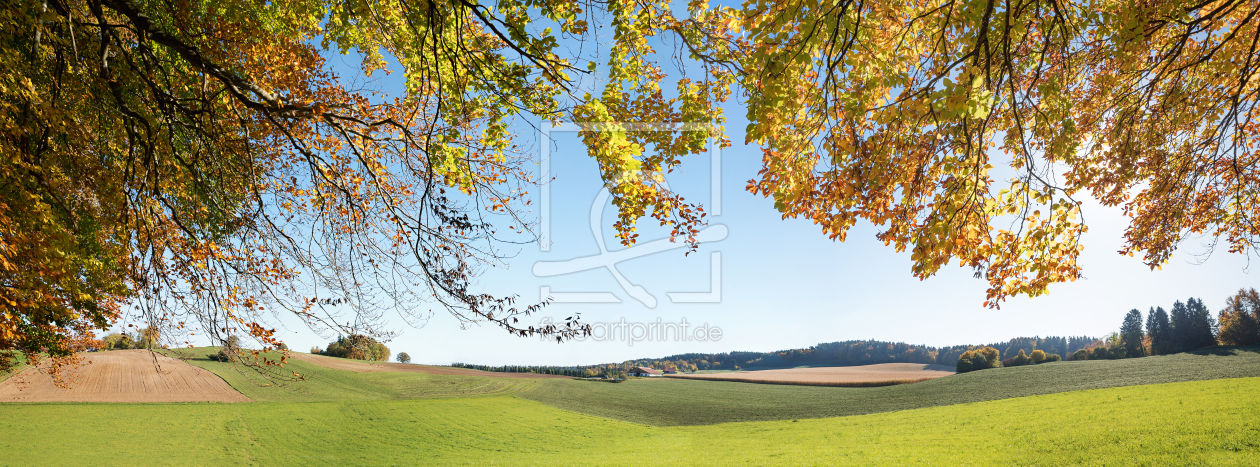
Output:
[955, 290, 1260, 372]
[1067, 289, 1260, 361]
[450, 337, 1098, 376]
[449, 288, 1260, 375]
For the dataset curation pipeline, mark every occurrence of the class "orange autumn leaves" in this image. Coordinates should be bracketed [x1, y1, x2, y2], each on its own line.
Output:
[677, 0, 1260, 305]
[1, 0, 601, 370]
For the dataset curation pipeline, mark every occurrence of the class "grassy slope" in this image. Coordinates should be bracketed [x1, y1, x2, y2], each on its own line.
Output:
[0, 378, 1256, 466]
[164, 348, 541, 403]
[521, 346, 1260, 425]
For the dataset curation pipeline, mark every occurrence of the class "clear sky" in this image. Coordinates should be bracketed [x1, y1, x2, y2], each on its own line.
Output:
[122, 26, 1257, 366]
[257, 100, 1256, 366]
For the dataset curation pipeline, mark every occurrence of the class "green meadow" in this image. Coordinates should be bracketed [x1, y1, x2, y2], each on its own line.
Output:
[0, 378, 1257, 465]
[522, 346, 1260, 425]
[0, 347, 1257, 465]
[169, 348, 543, 403]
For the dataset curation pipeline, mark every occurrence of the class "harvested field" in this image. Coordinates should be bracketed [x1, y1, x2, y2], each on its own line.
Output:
[667, 363, 956, 387]
[288, 352, 570, 379]
[0, 350, 250, 403]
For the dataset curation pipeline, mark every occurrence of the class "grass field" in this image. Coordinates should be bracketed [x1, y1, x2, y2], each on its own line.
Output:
[0, 377, 1256, 465]
[520, 346, 1260, 425]
[168, 348, 542, 403]
[179, 345, 1260, 425]
[0, 346, 1256, 465]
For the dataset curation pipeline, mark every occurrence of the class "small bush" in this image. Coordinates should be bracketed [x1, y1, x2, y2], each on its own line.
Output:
[956, 346, 1001, 373]
[1012, 349, 1033, 366]
[1030, 349, 1047, 364]
[1070, 349, 1090, 361]
[206, 336, 241, 362]
[1091, 346, 1114, 360]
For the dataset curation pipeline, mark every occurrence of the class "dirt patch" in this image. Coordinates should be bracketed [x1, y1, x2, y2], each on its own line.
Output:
[0, 350, 251, 403]
[668, 363, 956, 386]
[288, 353, 570, 379]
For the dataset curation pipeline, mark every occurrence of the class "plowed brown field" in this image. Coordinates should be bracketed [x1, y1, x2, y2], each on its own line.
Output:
[288, 352, 570, 378]
[0, 350, 250, 403]
[668, 363, 956, 386]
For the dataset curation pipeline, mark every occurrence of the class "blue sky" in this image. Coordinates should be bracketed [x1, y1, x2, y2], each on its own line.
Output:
[124, 18, 1257, 366]
[257, 98, 1256, 366]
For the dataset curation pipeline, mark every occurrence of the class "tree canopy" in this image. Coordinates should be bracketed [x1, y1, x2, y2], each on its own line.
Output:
[318, 334, 390, 362]
[3, 0, 1259, 371]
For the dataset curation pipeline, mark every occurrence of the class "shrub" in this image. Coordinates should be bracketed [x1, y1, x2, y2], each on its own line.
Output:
[1030, 349, 1047, 363]
[1090, 346, 1114, 360]
[956, 346, 1002, 373]
[207, 336, 241, 362]
[396, 352, 411, 364]
[1012, 349, 1033, 366]
[978, 346, 1001, 366]
[1043, 353, 1062, 363]
[1070, 349, 1090, 361]
[322, 334, 390, 361]
[310, 346, 322, 354]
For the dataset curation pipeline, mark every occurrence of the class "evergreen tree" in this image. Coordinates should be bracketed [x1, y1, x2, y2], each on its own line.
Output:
[1120, 309, 1145, 358]
[1067, 336, 1095, 355]
[1185, 298, 1219, 350]
[1002, 337, 1038, 360]
[1146, 307, 1172, 355]
[1046, 336, 1068, 359]
[1169, 300, 1192, 353]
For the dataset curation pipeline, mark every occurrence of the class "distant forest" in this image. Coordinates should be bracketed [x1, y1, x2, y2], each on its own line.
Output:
[451, 336, 1097, 376]
[453, 289, 1260, 376]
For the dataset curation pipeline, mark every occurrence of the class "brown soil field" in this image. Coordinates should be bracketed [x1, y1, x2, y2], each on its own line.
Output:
[667, 363, 957, 387]
[0, 350, 250, 403]
[288, 352, 570, 379]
